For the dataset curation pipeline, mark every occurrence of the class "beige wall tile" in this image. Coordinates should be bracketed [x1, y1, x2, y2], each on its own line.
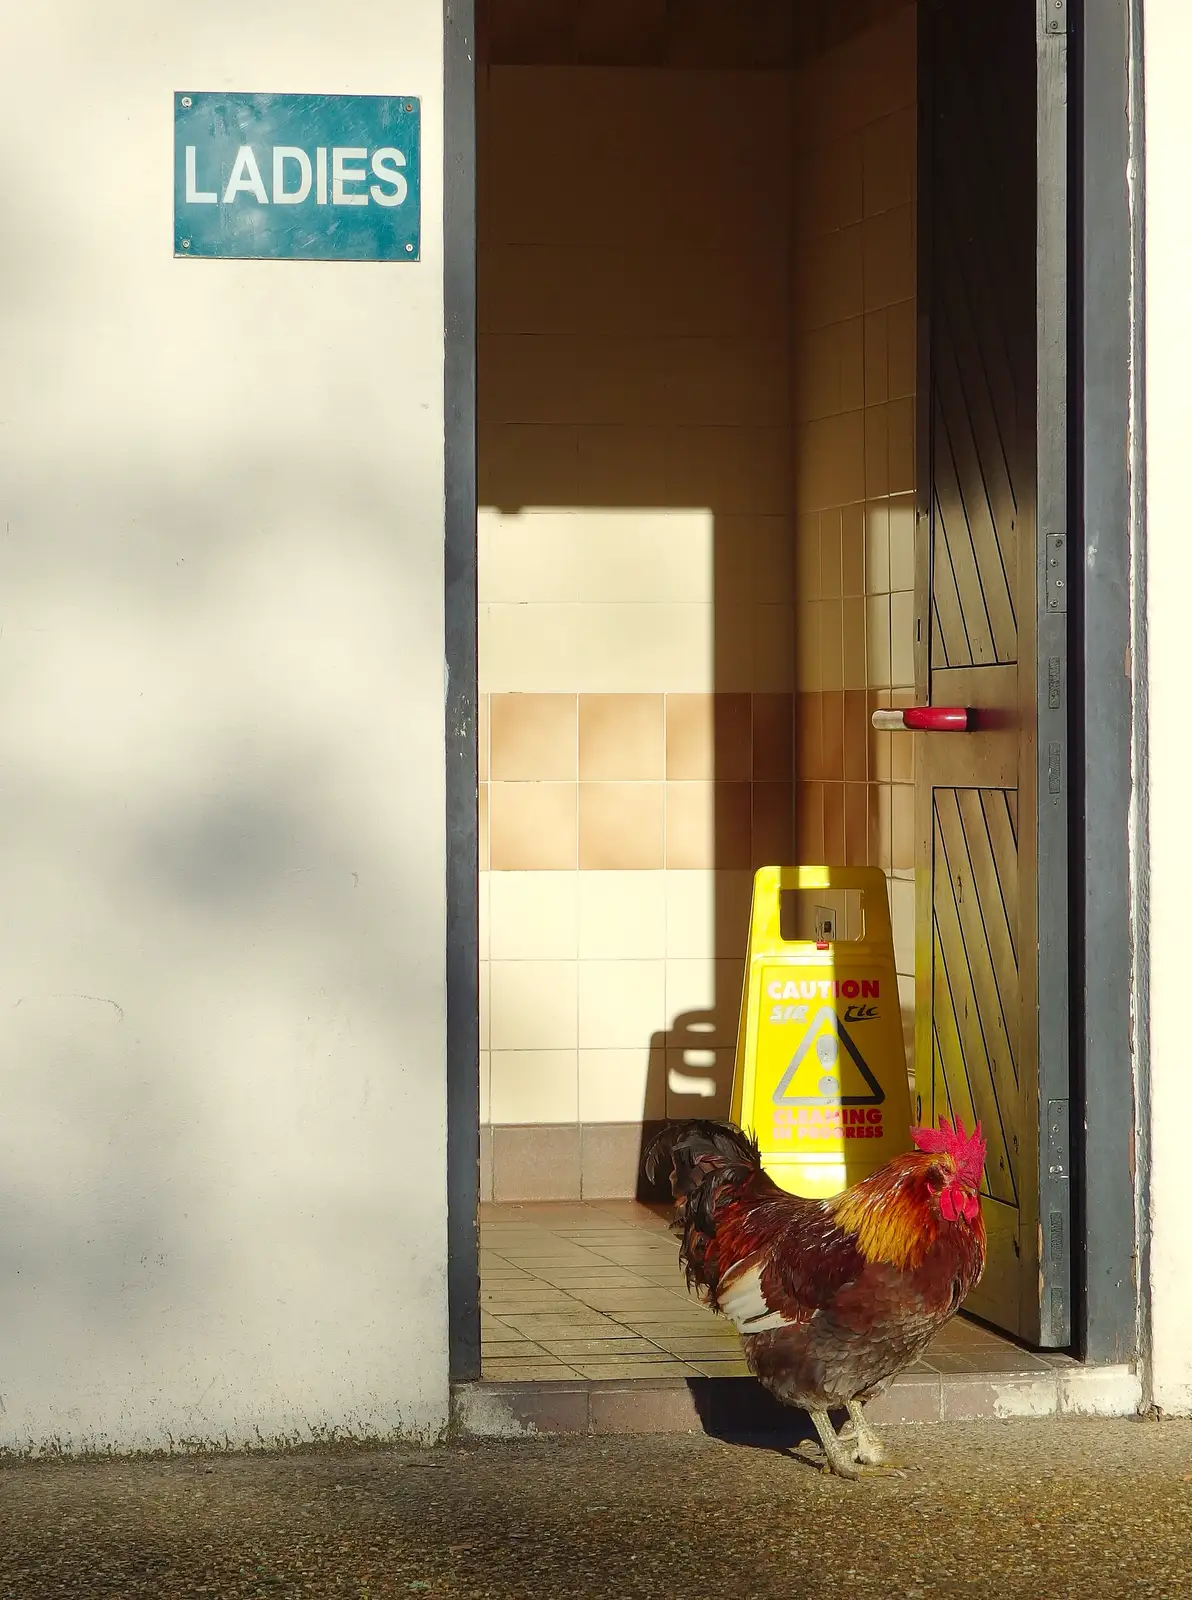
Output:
[578, 960, 666, 1049]
[888, 873, 915, 975]
[478, 869, 491, 957]
[665, 425, 793, 516]
[479, 510, 575, 604]
[479, 958, 490, 1051]
[841, 504, 866, 597]
[865, 500, 891, 593]
[864, 308, 888, 405]
[792, 134, 863, 237]
[479, 1048, 490, 1125]
[863, 204, 916, 312]
[490, 693, 577, 780]
[579, 782, 665, 870]
[714, 518, 757, 605]
[480, 422, 581, 508]
[573, 423, 668, 504]
[794, 513, 821, 603]
[665, 959, 745, 1044]
[794, 323, 844, 422]
[865, 595, 892, 689]
[795, 604, 822, 692]
[713, 602, 756, 693]
[840, 315, 867, 413]
[666, 1046, 734, 1120]
[887, 396, 915, 496]
[751, 516, 796, 604]
[887, 298, 916, 399]
[663, 338, 790, 428]
[578, 871, 667, 960]
[888, 493, 916, 590]
[665, 781, 752, 870]
[843, 595, 867, 690]
[890, 590, 916, 688]
[891, 783, 915, 872]
[663, 869, 752, 961]
[752, 604, 795, 691]
[489, 781, 578, 870]
[490, 959, 579, 1051]
[865, 402, 889, 498]
[665, 693, 752, 782]
[579, 1048, 664, 1123]
[819, 508, 843, 599]
[480, 333, 671, 429]
[796, 410, 866, 512]
[491, 1050, 580, 1125]
[819, 598, 845, 691]
[569, 510, 714, 604]
[489, 871, 579, 960]
[579, 694, 665, 779]
[793, 225, 864, 331]
[481, 601, 715, 694]
[863, 106, 915, 218]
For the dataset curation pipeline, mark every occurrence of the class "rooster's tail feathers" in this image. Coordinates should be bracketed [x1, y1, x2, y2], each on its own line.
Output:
[644, 1118, 761, 1196]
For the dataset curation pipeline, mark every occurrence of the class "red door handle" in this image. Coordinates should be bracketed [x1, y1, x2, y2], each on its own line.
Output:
[870, 706, 972, 732]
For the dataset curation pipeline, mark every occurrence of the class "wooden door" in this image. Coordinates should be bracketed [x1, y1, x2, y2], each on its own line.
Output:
[914, 0, 1070, 1345]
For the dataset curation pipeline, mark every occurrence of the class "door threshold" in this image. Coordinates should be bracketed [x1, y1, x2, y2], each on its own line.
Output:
[452, 1362, 1141, 1439]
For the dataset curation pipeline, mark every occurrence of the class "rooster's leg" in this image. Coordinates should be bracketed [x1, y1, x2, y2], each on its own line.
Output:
[844, 1400, 885, 1465]
[807, 1410, 864, 1480]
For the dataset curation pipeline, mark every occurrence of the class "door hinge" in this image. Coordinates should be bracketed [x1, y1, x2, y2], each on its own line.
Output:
[1045, 532, 1067, 613]
[1042, 0, 1067, 35]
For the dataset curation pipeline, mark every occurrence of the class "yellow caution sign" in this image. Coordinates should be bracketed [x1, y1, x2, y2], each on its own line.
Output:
[731, 865, 913, 1198]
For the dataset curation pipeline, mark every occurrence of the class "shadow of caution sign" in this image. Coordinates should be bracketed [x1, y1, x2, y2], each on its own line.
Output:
[730, 865, 913, 1198]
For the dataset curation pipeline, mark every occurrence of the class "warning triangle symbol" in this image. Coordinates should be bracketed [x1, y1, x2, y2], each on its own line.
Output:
[771, 1005, 886, 1107]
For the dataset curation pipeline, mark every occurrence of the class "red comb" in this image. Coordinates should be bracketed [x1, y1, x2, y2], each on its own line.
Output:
[910, 1116, 986, 1188]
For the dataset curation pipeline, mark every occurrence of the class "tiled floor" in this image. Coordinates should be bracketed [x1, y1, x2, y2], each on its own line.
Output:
[480, 1199, 1074, 1383]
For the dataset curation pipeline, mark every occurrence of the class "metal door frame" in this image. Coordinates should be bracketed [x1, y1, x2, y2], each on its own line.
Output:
[441, 0, 1146, 1379]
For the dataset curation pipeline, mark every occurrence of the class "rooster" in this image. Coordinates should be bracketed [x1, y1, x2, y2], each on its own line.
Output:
[644, 1115, 986, 1479]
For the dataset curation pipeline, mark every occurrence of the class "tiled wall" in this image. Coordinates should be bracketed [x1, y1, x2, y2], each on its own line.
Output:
[477, 5, 920, 1200]
[789, 5, 919, 1063]
[477, 65, 794, 1200]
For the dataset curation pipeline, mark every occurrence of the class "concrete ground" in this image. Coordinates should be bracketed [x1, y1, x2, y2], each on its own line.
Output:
[1, 1418, 1189, 1599]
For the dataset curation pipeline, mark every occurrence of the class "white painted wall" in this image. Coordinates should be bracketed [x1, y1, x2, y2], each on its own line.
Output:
[0, 3, 448, 1450]
[1144, 0, 1192, 1415]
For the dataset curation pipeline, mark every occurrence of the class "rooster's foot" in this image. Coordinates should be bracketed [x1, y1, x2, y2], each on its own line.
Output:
[807, 1406, 917, 1480]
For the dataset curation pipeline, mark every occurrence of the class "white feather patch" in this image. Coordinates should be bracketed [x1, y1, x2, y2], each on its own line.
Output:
[717, 1263, 798, 1334]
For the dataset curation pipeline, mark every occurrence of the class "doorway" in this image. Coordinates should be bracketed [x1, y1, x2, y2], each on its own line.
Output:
[446, 0, 1140, 1397]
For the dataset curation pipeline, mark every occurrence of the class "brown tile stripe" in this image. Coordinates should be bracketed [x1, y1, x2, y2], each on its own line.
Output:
[480, 692, 794, 871]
